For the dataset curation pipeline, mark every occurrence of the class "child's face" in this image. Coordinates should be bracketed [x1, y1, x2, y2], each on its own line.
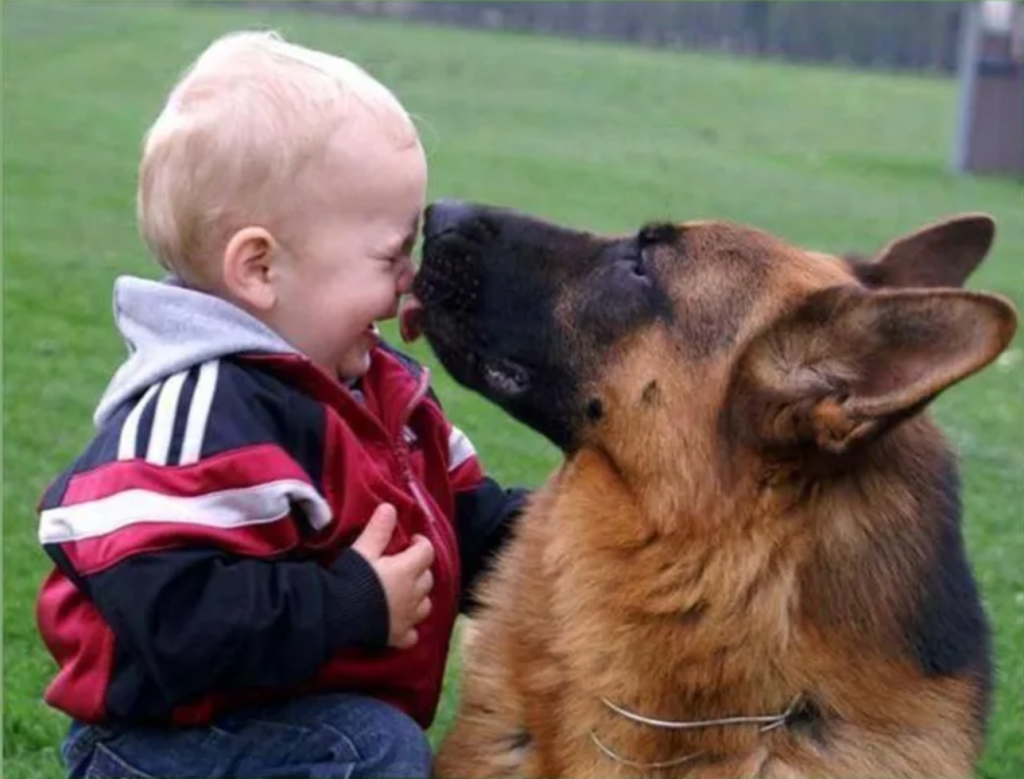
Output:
[270, 121, 427, 379]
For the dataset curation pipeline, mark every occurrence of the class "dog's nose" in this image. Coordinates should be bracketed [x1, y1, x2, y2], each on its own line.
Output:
[424, 199, 476, 239]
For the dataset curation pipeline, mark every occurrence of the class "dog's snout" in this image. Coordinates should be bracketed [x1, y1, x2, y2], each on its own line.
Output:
[425, 199, 477, 239]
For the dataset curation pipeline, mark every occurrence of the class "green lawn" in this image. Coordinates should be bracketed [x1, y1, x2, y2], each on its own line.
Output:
[4, 2, 1022, 777]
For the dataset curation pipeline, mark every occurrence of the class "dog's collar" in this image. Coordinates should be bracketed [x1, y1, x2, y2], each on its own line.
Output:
[589, 693, 804, 770]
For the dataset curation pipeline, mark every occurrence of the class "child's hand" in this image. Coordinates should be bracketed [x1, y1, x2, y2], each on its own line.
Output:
[352, 504, 435, 649]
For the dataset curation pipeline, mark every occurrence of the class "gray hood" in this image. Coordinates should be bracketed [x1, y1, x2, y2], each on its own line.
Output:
[94, 276, 300, 428]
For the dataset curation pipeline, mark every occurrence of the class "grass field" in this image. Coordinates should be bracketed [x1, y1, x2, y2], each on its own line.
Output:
[4, 2, 1022, 777]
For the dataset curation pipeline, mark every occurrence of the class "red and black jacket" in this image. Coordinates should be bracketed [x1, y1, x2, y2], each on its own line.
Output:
[37, 343, 526, 728]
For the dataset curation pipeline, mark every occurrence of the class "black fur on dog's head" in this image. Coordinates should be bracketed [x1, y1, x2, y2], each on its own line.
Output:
[413, 200, 678, 449]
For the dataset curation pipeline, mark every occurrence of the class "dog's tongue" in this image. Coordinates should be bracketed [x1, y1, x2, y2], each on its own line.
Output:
[400, 296, 425, 343]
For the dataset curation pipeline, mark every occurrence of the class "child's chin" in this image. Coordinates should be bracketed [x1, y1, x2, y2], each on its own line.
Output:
[337, 350, 373, 381]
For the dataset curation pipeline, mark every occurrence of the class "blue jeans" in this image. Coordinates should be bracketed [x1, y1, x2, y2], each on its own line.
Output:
[61, 693, 433, 778]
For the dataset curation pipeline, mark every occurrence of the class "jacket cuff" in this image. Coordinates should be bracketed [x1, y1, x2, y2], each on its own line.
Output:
[323, 548, 390, 650]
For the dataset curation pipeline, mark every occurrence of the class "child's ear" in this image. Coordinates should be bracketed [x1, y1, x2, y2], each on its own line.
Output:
[849, 213, 995, 289]
[222, 227, 278, 311]
[729, 285, 1017, 455]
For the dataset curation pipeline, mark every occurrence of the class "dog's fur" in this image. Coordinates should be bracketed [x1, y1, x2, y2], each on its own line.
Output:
[413, 205, 1017, 778]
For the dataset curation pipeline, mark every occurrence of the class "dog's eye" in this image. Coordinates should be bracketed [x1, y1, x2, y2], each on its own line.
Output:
[611, 241, 653, 286]
[631, 249, 649, 278]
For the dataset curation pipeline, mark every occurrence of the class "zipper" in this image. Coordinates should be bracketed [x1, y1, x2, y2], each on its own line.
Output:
[247, 352, 461, 611]
[395, 367, 460, 609]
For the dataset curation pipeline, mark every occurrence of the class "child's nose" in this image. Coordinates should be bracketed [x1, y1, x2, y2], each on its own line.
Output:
[396, 262, 415, 295]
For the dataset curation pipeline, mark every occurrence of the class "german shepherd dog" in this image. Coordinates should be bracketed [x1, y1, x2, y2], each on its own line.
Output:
[402, 202, 1017, 778]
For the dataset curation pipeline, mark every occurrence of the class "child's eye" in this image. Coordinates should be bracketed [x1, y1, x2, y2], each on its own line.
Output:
[386, 253, 413, 271]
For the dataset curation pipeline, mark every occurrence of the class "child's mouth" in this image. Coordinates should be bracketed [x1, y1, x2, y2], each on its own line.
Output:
[364, 323, 382, 347]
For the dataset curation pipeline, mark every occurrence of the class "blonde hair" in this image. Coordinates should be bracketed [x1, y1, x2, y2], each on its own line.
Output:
[137, 30, 416, 286]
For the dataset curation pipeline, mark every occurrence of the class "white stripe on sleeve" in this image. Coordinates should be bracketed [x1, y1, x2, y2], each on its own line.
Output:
[38, 478, 333, 544]
[146, 370, 188, 466]
[179, 360, 220, 466]
[117, 383, 162, 461]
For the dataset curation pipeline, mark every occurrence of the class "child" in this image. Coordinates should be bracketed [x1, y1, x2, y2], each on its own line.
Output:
[36, 30, 527, 779]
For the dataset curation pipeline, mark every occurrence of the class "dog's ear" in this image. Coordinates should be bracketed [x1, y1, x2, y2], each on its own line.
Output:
[731, 286, 1017, 455]
[849, 213, 995, 289]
